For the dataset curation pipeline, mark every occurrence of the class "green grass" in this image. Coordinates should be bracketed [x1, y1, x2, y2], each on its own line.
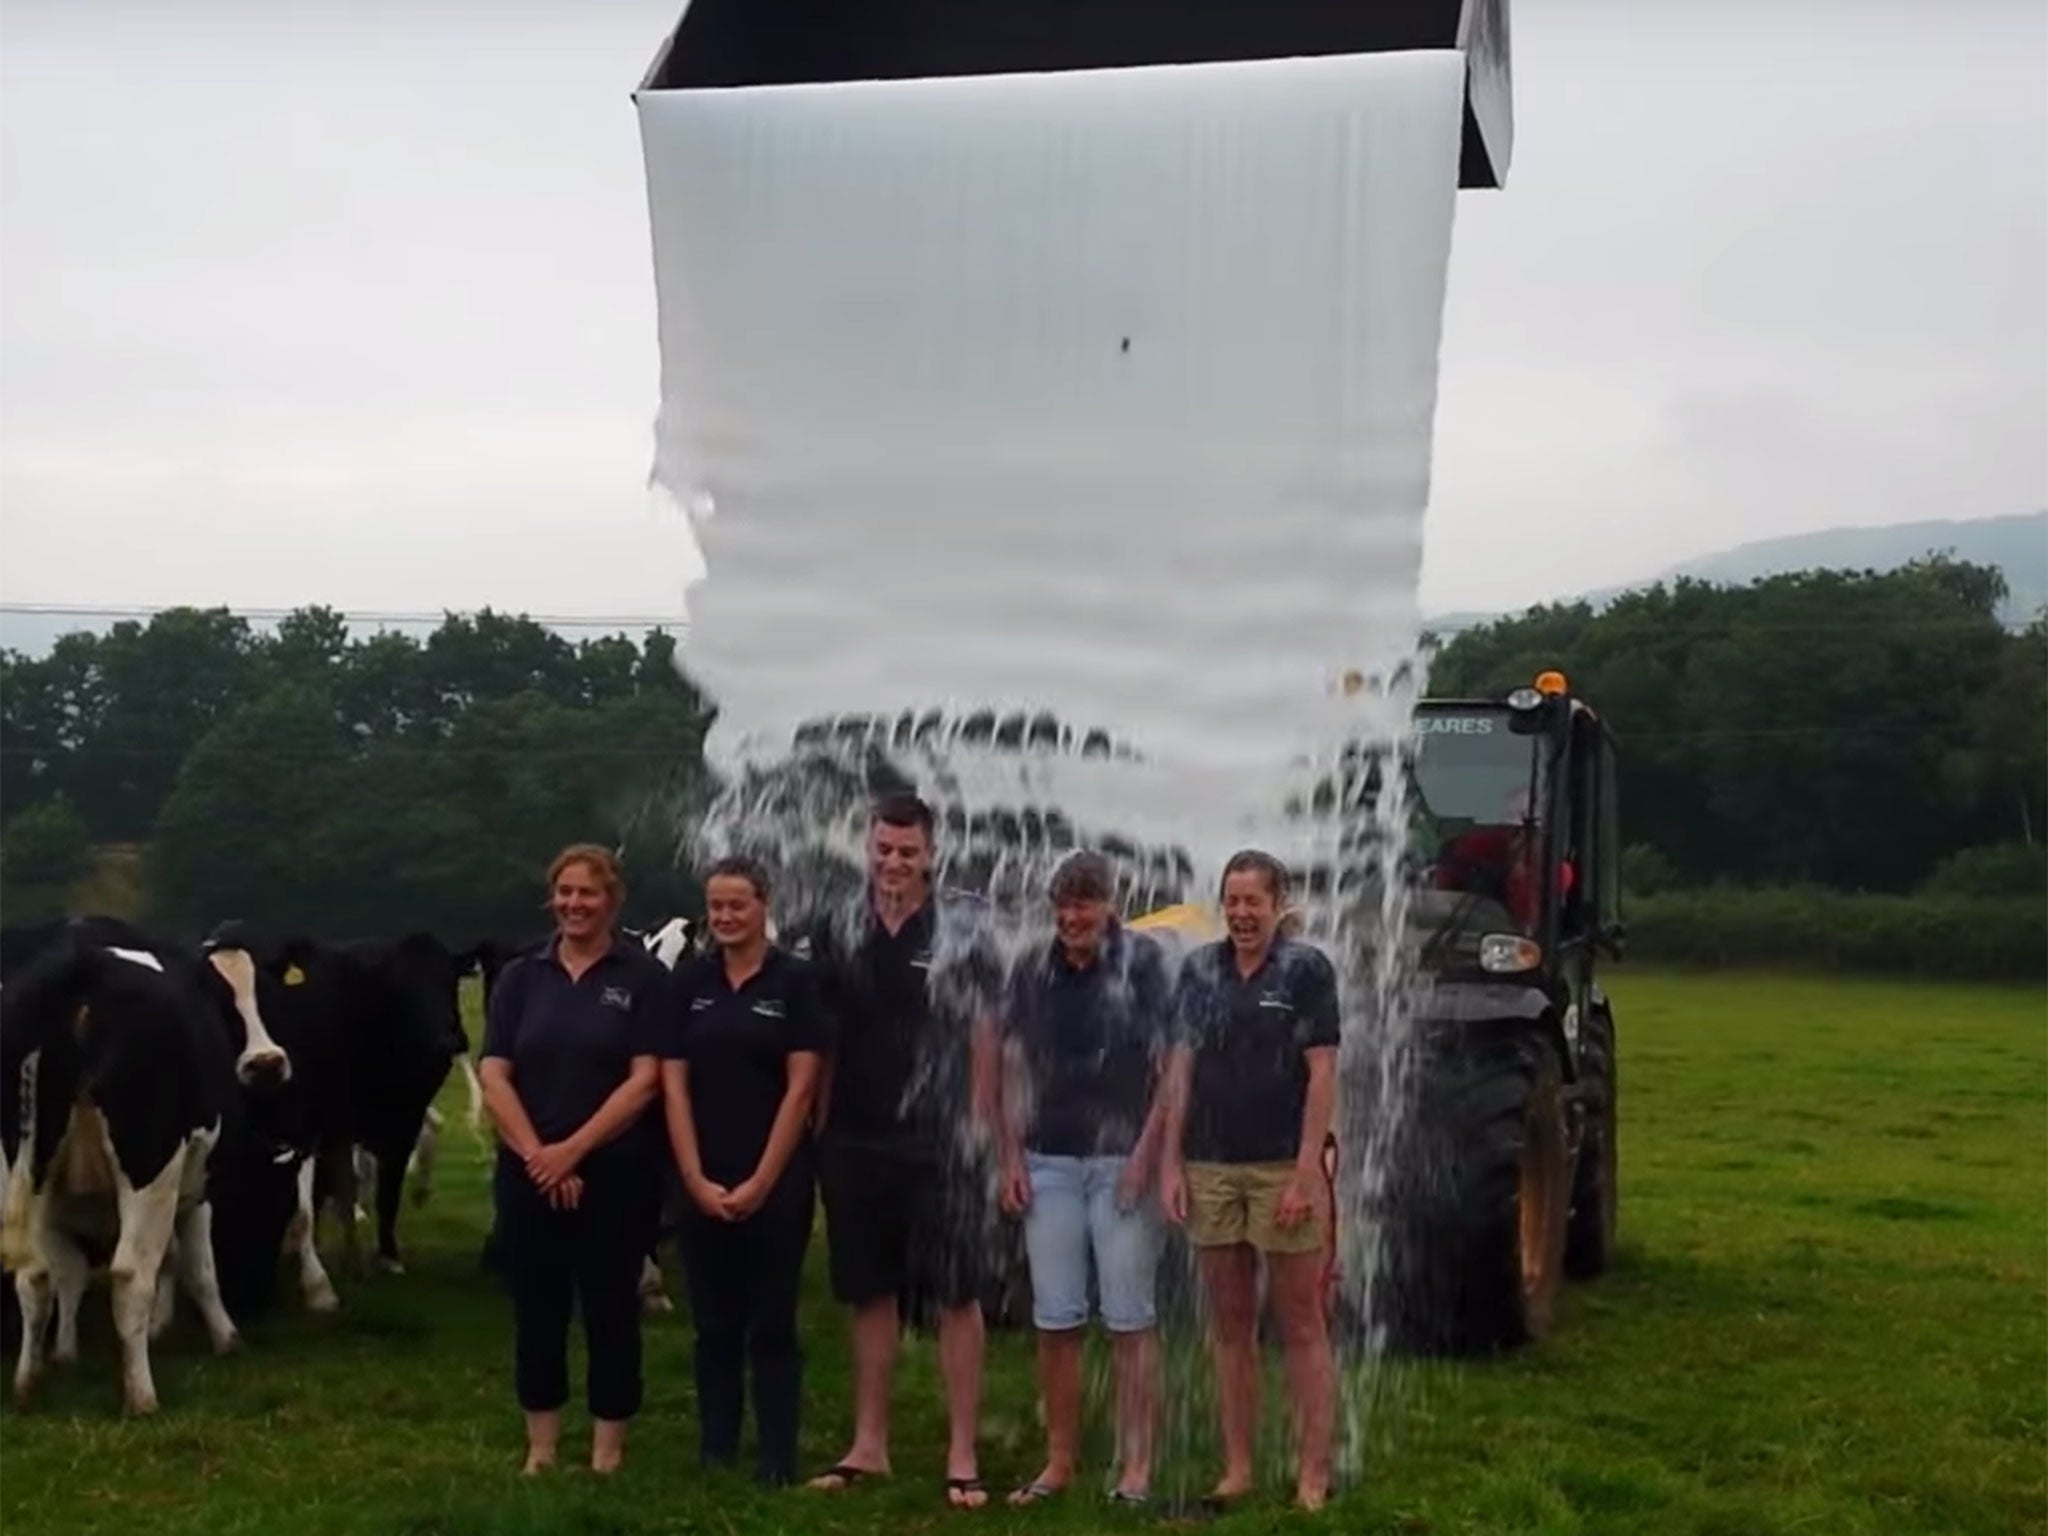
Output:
[3, 970, 2043, 1535]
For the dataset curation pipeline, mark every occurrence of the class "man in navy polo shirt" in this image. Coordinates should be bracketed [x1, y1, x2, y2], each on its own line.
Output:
[806, 793, 1001, 1510]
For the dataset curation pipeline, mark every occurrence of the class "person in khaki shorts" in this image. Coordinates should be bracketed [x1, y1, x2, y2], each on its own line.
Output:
[1160, 850, 1339, 1513]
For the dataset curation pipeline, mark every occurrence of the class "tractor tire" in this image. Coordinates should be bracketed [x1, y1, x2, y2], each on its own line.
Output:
[1565, 1005, 1618, 1280]
[1387, 1034, 1571, 1354]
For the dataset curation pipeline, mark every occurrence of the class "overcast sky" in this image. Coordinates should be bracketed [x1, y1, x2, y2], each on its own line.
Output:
[1, 0, 2042, 624]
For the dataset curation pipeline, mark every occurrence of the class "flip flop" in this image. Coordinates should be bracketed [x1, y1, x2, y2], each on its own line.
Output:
[809, 1463, 882, 1491]
[946, 1476, 990, 1509]
[1007, 1480, 1064, 1506]
[1108, 1488, 1151, 1508]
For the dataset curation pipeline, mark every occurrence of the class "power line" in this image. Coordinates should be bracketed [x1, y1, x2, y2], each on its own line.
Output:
[0, 602, 685, 629]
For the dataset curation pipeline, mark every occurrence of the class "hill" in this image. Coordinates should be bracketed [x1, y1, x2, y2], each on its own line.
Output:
[1432, 510, 2046, 634]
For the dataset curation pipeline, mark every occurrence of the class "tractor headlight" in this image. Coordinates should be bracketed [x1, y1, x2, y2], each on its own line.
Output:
[1506, 686, 1543, 712]
[1479, 934, 1543, 974]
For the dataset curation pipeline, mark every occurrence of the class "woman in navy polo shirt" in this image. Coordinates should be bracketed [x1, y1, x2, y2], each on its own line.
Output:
[478, 844, 667, 1476]
[1160, 849, 1340, 1512]
[662, 855, 825, 1486]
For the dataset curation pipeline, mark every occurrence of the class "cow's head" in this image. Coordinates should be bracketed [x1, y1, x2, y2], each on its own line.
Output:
[199, 941, 293, 1090]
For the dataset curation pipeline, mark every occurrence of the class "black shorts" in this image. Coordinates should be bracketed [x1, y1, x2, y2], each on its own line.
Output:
[820, 1139, 988, 1310]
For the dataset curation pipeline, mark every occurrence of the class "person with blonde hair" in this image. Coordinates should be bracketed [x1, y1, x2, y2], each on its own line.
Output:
[478, 844, 669, 1475]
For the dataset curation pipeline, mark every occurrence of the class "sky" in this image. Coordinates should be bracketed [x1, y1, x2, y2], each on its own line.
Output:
[0, 0, 2042, 626]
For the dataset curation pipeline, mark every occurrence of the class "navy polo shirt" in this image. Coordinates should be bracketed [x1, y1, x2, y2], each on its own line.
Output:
[1003, 925, 1169, 1159]
[808, 896, 1001, 1152]
[1173, 937, 1341, 1165]
[481, 937, 672, 1168]
[669, 946, 828, 1186]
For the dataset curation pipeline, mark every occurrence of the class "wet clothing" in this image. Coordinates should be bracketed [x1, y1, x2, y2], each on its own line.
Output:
[1002, 926, 1169, 1158]
[807, 898, 1000, 1151]
[667, 944, 825, 1480]
[1172, 938, 1340, 1165]
[808, 896, 1000, 1306]
[819, 1137, 988, 1308]
[1021, 1152, 1164, 1331]
[482, 935, 669, 1421]
[481, 938, 671, 1170]
[667, 948, 827, 1185]
[496, 1151, 660, 1420]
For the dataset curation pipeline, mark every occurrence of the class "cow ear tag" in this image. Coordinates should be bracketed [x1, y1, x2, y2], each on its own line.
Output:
[283, 964, 307, 987]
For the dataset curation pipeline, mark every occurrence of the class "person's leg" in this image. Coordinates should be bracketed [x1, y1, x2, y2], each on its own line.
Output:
[1244, 1162, 1335, 1511]
[926, 1150, 989, 1507]
[679, 1208, 746, 1467]
[496, 1161, 571, 1472]
[1199, 1243, 1261, 1500]
[746, 1161, 815, 1486]
[577, 1163, 654, 1473]
[812, 1143, 907, 1485]
[1267, 1251, 1337, 1510]
[1088, 1156, 1163, 1497]
[1013, 1154, 1087, 1501]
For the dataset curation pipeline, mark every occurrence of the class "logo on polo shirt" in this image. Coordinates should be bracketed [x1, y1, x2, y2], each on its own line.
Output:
[601, 986, 634, 1010]
[910, 950, 934, 972]
[689, 995, 716, 1012]
[1258, 991, 1295, 1012]
[751, 998, 787, 1020]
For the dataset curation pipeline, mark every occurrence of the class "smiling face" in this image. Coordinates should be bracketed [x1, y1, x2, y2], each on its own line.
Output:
[1053, 893, 1112, 964]
[704, 873, 769, 951]
[551, 860, 617, 944]
[1221, 868, 1282, 959]
[868, 817, 933, 905]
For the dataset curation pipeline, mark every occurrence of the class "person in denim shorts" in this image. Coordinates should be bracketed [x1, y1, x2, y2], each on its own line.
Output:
[995, 851, 1171, 1507]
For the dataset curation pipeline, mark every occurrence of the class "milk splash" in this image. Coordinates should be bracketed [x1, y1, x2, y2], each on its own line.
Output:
[640, 44, 1470, 1496]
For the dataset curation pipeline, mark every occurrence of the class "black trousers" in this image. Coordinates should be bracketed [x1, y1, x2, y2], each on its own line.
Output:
[496, 1151, 658, 1422]
[679, 1157, 815, 1482]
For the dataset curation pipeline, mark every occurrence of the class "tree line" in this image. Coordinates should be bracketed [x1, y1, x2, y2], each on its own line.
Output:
[1427, 556, 2044, 897]
[0, 608, 713, 939]
[0, 554, 2041, 948]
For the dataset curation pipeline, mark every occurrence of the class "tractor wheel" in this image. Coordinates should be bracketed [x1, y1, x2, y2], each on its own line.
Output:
[1388, 1035, 1570, 1353]
[1565, 1005, 1618, 1280]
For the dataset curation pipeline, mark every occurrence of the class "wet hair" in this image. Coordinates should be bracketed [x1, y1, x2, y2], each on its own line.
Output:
[704, 854, 772, 902]
[547, 843, 626, 907]
[871, 792, 935, 839]
[1219, 848, 1290, 902]
[1049, 850, 1114, 905]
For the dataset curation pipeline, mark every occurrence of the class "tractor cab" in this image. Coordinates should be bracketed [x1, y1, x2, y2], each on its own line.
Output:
[1406, 671, 1623, 983]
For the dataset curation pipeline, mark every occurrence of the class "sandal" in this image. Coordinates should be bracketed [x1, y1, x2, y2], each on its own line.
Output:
[1109, 1488, 1151, 1508]
[1007, 1480, 1064, 1506]
[809, 1463, 883, 1491]
[946, 1476, 990, 1509]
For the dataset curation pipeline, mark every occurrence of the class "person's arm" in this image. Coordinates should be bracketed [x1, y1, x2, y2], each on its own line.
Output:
[477, 960, 544, 1161]
[1157, 955, 1204, 1224]
[663, 1060, 730, 1219]
[1116, 944, 1172, 1208]
[479, 1057, 542, 1161]
[806, 925, 837, 1136]
[529, 1058, 660, 1189]
[992, 970, 1031, 1215]
[723, 1052, 822, 1220]
[1277, 1047, 1337, 1228]
[1276, 951, 1342, 1228]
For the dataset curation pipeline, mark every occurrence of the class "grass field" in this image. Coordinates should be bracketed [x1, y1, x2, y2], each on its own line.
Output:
[2, 970, 2042, 1536]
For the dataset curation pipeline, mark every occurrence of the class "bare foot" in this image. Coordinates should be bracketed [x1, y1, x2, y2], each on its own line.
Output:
[1296, 1480, 1331, 1512]
[522, 1449, 556, 1476]
[809, 1453, 890, 1490]
[945, 1476, 989, 1510]
[591, 1418, 627, 1475]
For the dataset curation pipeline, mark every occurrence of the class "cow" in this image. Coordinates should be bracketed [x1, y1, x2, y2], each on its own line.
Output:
[0, 929, 293, 1413]
[201, 927, 472, 1317]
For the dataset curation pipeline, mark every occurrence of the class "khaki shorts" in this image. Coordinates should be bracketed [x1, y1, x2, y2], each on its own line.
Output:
[1185, 1161, 1326, 1254]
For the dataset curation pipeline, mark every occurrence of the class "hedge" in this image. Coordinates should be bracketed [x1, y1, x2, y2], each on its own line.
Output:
[1622, 886, 2046, 981]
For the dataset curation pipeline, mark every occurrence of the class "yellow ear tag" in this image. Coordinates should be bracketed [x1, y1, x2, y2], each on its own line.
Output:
[283, 964, 306, 987]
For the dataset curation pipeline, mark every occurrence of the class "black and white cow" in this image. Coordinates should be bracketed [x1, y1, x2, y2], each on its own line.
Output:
[201, 927, 471, 1317]
[0, 927, 293, 1413]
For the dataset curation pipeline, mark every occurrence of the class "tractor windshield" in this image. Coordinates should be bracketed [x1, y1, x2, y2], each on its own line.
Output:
[1409, 706, 1547, 939]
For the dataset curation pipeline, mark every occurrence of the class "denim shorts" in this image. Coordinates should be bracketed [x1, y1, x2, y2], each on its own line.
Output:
[1021, 1152, 1164, 1334]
